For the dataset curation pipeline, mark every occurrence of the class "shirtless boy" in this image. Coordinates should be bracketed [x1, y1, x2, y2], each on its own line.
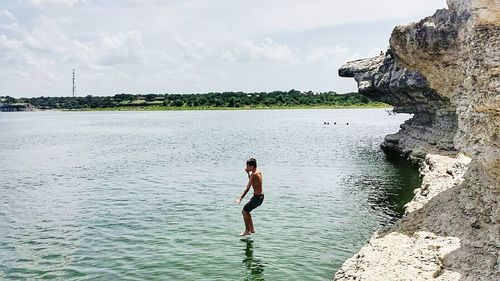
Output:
[235, 158, 264, 236]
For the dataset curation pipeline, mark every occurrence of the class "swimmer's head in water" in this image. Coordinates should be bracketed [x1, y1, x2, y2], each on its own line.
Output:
[246, 158, 257, 169]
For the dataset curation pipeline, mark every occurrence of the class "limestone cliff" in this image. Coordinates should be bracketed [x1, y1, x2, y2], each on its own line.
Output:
[339, 52, 457, 162]
[335, 0, 499, 280]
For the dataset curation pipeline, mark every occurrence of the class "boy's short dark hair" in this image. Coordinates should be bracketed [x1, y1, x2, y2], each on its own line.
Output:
[246, 158, 257, 168]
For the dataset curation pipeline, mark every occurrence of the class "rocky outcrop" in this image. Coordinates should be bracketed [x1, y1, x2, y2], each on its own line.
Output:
[339, 52, 457, 162]
[335, 0, 499, 280]
[334, 231, 462, 281]
[334, 152, 472, 281]
[404, 153, 471, 214]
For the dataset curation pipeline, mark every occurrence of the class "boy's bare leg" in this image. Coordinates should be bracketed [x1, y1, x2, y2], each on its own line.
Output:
[240, 211, 251, 236]
[248, 213, 255, 233]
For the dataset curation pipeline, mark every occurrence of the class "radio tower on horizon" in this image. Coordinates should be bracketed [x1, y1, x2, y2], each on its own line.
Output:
[72, 69, 76, 98]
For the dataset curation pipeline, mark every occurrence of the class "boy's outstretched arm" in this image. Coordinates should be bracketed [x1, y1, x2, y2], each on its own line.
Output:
[235, 175, 253, 204]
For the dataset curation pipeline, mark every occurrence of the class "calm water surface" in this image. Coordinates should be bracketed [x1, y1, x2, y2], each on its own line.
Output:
[0, 109, 420, 280]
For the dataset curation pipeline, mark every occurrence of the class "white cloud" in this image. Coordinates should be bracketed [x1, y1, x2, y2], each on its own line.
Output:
[0, 9, 15, 21]
[0, 9, 19, 31]
[0, 34, 25, 63]
[146, 0, 447, 42]
[17, 15, 147, 66]
[0, 13, 155, 95]
[306, 45, 349, 62]
[27, 0, 84, 8]
[172, 37, 208, 60]
[0, 33, 58, 84]
[0, 0, 448, 96]
[0, 34, 22, 51]
[1, 68, 28, 78]
[96, 31, 146, 65]
[24, 15, 72, 53]
[225, 38, 296, 64]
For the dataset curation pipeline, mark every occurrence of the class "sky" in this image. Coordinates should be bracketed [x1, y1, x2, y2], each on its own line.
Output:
[0, 0, 447, 97]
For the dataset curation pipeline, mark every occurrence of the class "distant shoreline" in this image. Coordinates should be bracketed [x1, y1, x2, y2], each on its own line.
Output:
[64, 104, 391, 111]
[2, 91, 391, 112]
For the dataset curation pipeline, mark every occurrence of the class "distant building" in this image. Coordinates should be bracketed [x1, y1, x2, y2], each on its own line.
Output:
[0, 103, 34, 112]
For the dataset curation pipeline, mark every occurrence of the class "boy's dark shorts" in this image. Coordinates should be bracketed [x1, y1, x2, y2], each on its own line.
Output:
[243, 194, 264, 213]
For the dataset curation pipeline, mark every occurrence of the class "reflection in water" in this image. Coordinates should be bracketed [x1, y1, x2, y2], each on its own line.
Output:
[345, 146, 421, 224]
[241, 239, 265, 281]
[382, 154, 421, 215]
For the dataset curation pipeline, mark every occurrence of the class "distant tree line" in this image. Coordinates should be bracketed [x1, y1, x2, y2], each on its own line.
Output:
[1, 90, 383, 109]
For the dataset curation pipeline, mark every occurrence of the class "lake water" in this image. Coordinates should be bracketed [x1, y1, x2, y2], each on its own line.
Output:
[0, 109, 420, 280]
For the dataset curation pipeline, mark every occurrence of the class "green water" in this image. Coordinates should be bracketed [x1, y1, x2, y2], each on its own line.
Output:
[0, 109, 420, 280]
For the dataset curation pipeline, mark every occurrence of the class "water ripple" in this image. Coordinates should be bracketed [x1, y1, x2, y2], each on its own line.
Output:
[0, 109, 420, 280]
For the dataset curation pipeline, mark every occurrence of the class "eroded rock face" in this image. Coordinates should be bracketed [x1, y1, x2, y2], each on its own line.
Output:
[335, 0, 499, 280]
[339, 52, 457, 161]
[389, 0, 500, 184]
[389, 0, 499, 245]
[404, 153, 471, 214]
